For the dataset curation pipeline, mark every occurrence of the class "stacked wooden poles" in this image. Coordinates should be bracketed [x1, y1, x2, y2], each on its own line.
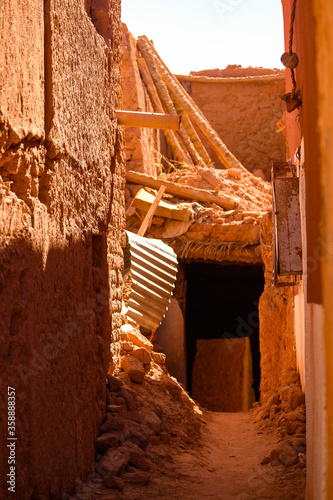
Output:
[138, 54, 205, 167]
[137, 58, 192, 166]
[137, 36, 247, 172]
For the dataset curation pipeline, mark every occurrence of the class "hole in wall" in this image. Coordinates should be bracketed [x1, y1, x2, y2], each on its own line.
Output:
[184, 262, 264, 412]
[92, 234, 104, 269]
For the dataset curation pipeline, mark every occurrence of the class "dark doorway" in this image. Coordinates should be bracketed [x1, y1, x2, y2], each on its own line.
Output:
[185, 263, 265, 407]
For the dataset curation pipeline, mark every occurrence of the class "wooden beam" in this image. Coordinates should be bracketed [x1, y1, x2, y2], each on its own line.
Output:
[126, 170, 238, 210]
[137, 185, 167, 236]
[116, 110, 181, 130]
[133, 188, 192, 222]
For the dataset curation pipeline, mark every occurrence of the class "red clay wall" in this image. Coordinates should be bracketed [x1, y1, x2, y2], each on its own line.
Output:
[121, 24, 159, 175]
[178, 69, 286, 180]
[281, 0, 322, 305]
[191, 66, 283, 78]
[259, 213, 297, 402]
[0, 1, 124, 498]
[312, 0, 333, 493]
[281, 1, 325, 498]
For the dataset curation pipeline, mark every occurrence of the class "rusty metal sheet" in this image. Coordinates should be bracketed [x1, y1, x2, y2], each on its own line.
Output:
[273, 177, 302, 276]
[125, 231, 178, 331]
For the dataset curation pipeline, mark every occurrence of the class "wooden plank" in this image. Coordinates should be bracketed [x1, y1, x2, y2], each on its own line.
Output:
[133, 188, 191, 222]
[126, 170, 237, 210]
[137, 186, 167, 236]
[116, 110, 180, 130]
[274, 177, 302, 275]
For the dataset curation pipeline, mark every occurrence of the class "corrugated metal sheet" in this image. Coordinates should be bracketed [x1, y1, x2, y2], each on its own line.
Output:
[125, 231, 178, 331]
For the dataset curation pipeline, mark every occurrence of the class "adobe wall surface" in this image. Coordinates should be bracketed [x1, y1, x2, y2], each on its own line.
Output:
[313, 0, 333, 495]
[190, 66, 284, 78]
[259, 286, 297, 398]
[0, 1, 124, 498]
[258, 213, 297, 403]
[156, 298, 187, 387]
[0, 0, 45, 147]
[177, 71, 286, 180]
[121, 24, 159, 175]
[282, 0, 328, 497]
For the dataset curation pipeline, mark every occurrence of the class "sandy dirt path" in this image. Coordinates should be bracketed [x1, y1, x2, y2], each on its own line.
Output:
[82, 410, 306, 500]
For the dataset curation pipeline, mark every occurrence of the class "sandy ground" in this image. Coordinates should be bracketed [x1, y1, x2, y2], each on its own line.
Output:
[82, 410, 306, 500]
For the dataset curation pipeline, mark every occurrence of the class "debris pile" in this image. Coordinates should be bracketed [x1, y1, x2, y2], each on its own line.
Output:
[121, 29, 274, 266]
[72, 318, 203, 498]
[254, 370, 306, 469]
[125, 163, 272, 264]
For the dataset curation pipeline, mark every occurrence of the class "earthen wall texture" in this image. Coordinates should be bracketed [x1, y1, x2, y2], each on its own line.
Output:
[313, 0, 333, 494]
[282, 0, 326, 497]
[178, 74, 286, 180]
[0, 1, 124, 498]
[156, 298, 187, 387]
[121, 24, 159, 175]
[259, 213, 297, 402]
[190, 66, 284, 78]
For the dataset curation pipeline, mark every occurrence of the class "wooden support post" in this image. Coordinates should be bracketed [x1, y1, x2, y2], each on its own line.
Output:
[137, 185, 167, 237]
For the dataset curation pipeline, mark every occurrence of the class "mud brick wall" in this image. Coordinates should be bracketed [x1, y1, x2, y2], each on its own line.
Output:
[259, 213, 297, 402]
[178, 73, 286, 180]
[121, 24, 160, 175]
[0, 1, 124, 498]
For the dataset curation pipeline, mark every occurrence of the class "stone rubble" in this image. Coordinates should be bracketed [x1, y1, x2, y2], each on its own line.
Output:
[72, 317, 203, 497]
[126, 164, 272, 241]
[253, 369, 306, 470]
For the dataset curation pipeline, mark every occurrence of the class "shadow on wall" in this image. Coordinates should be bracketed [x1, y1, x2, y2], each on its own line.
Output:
[0, 233, 111, 498]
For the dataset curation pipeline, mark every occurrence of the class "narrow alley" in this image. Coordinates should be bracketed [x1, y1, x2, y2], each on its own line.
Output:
[72, 359, 306, 500]
[77, 412, 306, 499]
[1, 0, 333, 499]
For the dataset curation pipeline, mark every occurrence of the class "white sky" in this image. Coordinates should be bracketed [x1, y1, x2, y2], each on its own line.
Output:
[121, 0, 285, 75]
